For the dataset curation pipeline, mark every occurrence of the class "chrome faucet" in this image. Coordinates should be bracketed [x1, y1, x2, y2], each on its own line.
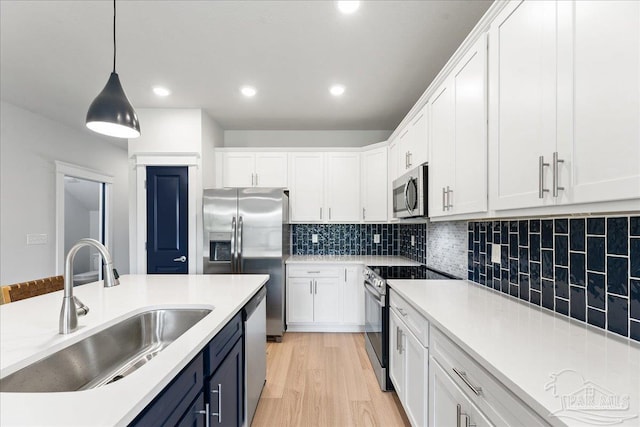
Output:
[59, 238, 120, 334]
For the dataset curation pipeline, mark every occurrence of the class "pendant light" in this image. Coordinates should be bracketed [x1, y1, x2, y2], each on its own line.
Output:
[86, 0, 140, 139]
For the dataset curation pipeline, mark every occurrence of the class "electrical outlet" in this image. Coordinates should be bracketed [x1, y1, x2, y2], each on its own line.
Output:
[491, 243, 501, 264]
[27, 234, 48, 245]
[312, 234, 318, 244]
[373, 234, 381, 244]
[411, 235, 416, 247]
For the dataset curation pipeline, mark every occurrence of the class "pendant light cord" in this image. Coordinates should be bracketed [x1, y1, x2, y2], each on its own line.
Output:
[113, 0, 116, 73]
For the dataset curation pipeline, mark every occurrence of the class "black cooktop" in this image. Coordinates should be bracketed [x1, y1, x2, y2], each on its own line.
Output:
[367, 265, 459, 281]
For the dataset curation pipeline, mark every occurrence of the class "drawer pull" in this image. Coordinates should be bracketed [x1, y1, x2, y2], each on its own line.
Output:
[397, 307, 408, 317]
[453, 368, 482, 396]
[307, 271, 321, 274]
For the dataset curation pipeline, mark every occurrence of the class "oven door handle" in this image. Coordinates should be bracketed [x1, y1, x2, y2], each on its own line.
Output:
[364, 282, 385, 307]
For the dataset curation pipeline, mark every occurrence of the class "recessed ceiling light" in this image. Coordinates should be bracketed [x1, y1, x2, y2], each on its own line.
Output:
[330, 85, 346, 96]
[337, 1, 360, 14]
[240, 86, 257, 97]
[152, 86, 170, 97]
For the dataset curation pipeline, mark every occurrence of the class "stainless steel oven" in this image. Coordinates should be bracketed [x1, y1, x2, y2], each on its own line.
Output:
[392, 164, 428, 218]
[363, 268, 388, 390]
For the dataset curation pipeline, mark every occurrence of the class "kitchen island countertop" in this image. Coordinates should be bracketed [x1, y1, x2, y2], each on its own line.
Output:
[0, 273, 268, 426]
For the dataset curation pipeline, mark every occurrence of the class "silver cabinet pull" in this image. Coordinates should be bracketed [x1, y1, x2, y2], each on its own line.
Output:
[396, 326, 402, 351]
[320, 207, 323, 220]
[453, 367, 483, 396]
[251, 173, 255, 186]
[539, 156, 550, 199]
[442, 187, 447, 211]
[196, 403, 211, 427]
[231, 217, 237, 273]
[211, 383, 222, 422]
[408, 151, 412, 168]
[363, 207, 366, 220]
[397, 307, 408, 317]
[310, 280, 313, 294]
[314, 279, 318, 294]
[329, 208, 332, 220]
[173, 255, 187, 262]
[447, 186, 453, 210]
[255, 173, 258, 186]
[553, 151, 564, 197]
[307, 271, 320, 274]
[344, 268, 347, 282]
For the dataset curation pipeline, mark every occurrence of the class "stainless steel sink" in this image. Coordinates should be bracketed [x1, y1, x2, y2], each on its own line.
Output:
[0, 308, 212, 392]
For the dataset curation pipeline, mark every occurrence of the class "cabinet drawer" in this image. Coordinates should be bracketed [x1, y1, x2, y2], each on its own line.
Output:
[287, 265, 342, 278]
[205, 312, 242, 376]
[390, 290, 429, 347]
[430, 328, 547, 426]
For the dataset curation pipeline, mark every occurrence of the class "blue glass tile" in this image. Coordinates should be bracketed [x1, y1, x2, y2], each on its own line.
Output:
[480, 259, 486, 276]
[631, 238, 640, 278]
[542, 220, 554, 249]
[479, 275, 486, 286]
[501, 222, 509, 244]
[542, 250, 554, 279]
[486, 229, 493, 244]
[509, 235, 519, 258]
[480, 222, 487, 233]
[569, 218, 586, 252]
[607, 217, 628, 255]
[607, 295, 628, 337]
[607, 257, 628, 296]
[501, 245, 509, 269]
[555, 219, 568, 234]
[542, 279, 555, 310]
[570, 252, 586, 287]
[555, 298, 569, 315]
[519, 247, 529, 273]
[570, 286, 586, 321]
[468, 222, 474, 231]
[468, 252, 474, 268]
[519, 274, 529, 301]
[630, 279, 640, 320]
[587, 272, 606, 310]
[530, 290, 541, 306]
[555, 267, 569, 299]
[510, 221, 518, 232]
[509, 258, 519, 284]
[487, 267, 493, 282]
[530, 219, 541, 233]
[480, 232, 486, 251]
[501, 272, 509, 294]
[631, 321, 640, 342]
[530, 234, 541, 262]
[479, 253, 486, 267]
[587, 217, 605, 235]
[519, 221, 529, 246]
[510, 284, 519, 297]
[473, 242, 480, 263]
[587, 237, 605, 273]
[587, 308, 606, 329]
[473, 223, 480, 240]
[530, 262, 541, 290]
[493, 263, 501, 279]
[631, 216, 640, 236]
[555, 235, 568, 266]
[493, 278, 501, 290]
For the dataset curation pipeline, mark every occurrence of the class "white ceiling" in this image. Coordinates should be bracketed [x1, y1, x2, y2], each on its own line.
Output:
[0, 0, 492, 137]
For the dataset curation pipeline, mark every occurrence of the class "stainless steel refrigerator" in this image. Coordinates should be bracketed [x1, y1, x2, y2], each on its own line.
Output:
[203, 188, 289, 339]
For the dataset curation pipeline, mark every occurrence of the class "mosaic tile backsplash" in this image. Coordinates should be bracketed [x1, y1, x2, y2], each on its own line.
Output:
[427, 221, 468, 279]
[467, 215, 640, 342]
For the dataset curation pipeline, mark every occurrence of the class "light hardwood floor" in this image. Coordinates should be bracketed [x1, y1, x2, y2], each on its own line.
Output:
[252, 333, 410, 427]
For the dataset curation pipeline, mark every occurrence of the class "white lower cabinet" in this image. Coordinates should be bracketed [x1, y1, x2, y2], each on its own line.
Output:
[286, 264, 363, 331]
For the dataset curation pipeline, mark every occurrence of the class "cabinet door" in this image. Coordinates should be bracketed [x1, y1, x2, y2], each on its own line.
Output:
[361, 147, 388, 222]
[430, 359, 492, 427]
[388, 310, 405, 401]
[313, 277, 342, 323]
[287, 278, 315, 323]
[325, 152, 360, 222]
[404, 328, 427, 427]
[222, 153, 255, 187]
[208, 338, 243, 427]
[557, 1, 640, 205]
[408, 106, 428, 168]
[452, 34, 488, 216]
[397, 127, 411, 173]
[289, 153, 324, 222]
[254, 153, 288, 188]
[342, 266, 364, 325]
[489, 0, 557, 210]
[429, 81, 455, 218]
[177, 393, 206, 427]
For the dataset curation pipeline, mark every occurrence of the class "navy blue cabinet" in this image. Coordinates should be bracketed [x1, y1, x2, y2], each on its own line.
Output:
[130, 313, 244, 427]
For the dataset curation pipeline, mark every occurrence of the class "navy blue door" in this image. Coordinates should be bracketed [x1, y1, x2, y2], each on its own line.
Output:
[147, 166, 188, 274]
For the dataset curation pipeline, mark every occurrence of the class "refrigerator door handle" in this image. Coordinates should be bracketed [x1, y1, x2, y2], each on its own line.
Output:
[238, 216, 244, 273]
[231, 217, 237, 273]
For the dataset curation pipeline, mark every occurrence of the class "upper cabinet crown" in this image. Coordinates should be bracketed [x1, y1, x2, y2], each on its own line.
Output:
[489, 0, 640, 211]
[222, 152, 288, 188]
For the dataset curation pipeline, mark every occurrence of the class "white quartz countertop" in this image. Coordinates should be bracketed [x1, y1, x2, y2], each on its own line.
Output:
[0, 274, 268, 426]
[388, 279, 640, 426]
[285, 255, 421, 266]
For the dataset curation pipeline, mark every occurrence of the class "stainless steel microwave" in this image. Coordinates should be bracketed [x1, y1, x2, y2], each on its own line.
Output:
[392, 164, 428, 218]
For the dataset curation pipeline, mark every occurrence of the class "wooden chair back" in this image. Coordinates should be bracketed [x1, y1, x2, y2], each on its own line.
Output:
[0, 276, 64, 304]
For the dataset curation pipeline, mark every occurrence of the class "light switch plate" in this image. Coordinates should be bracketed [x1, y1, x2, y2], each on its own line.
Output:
[312, 234, 318, 244]
[373, 234, 381, 244]
[27, 234, 48, 245]
[491, 243, 501, 264]
[411, 235, 416, 247]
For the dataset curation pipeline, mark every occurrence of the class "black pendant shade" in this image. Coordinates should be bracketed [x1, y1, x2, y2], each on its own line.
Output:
[86, 72, 140, 139]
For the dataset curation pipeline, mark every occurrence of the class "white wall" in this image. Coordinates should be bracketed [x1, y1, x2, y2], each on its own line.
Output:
[0, 101, 130, 285]
[130, 109, 203, 155]
[201, 111, 225, 188]
[223, 130, 392, 148]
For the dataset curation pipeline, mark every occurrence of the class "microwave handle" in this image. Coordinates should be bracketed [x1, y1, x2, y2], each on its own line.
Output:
[404, 180, 414, 215]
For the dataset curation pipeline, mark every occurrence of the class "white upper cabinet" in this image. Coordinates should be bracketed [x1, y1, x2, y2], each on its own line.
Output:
[325, 152, 361, 222]
[289, 152, 325, 222]
[361, 146, 388, 222]
[489, 0, 558, 211]
[397, 105, 429, 174]
[429, 34, 488, 218]
[556, 0, 640, 205]
[222, 151, 287, 188]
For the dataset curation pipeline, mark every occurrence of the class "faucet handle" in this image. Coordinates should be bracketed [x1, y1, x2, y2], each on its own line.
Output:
[73, 296, 89, 317]
[112, 268, 120, 280]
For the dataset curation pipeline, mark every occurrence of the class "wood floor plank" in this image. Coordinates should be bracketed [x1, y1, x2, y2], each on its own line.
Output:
[251, 332, 410, 427]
